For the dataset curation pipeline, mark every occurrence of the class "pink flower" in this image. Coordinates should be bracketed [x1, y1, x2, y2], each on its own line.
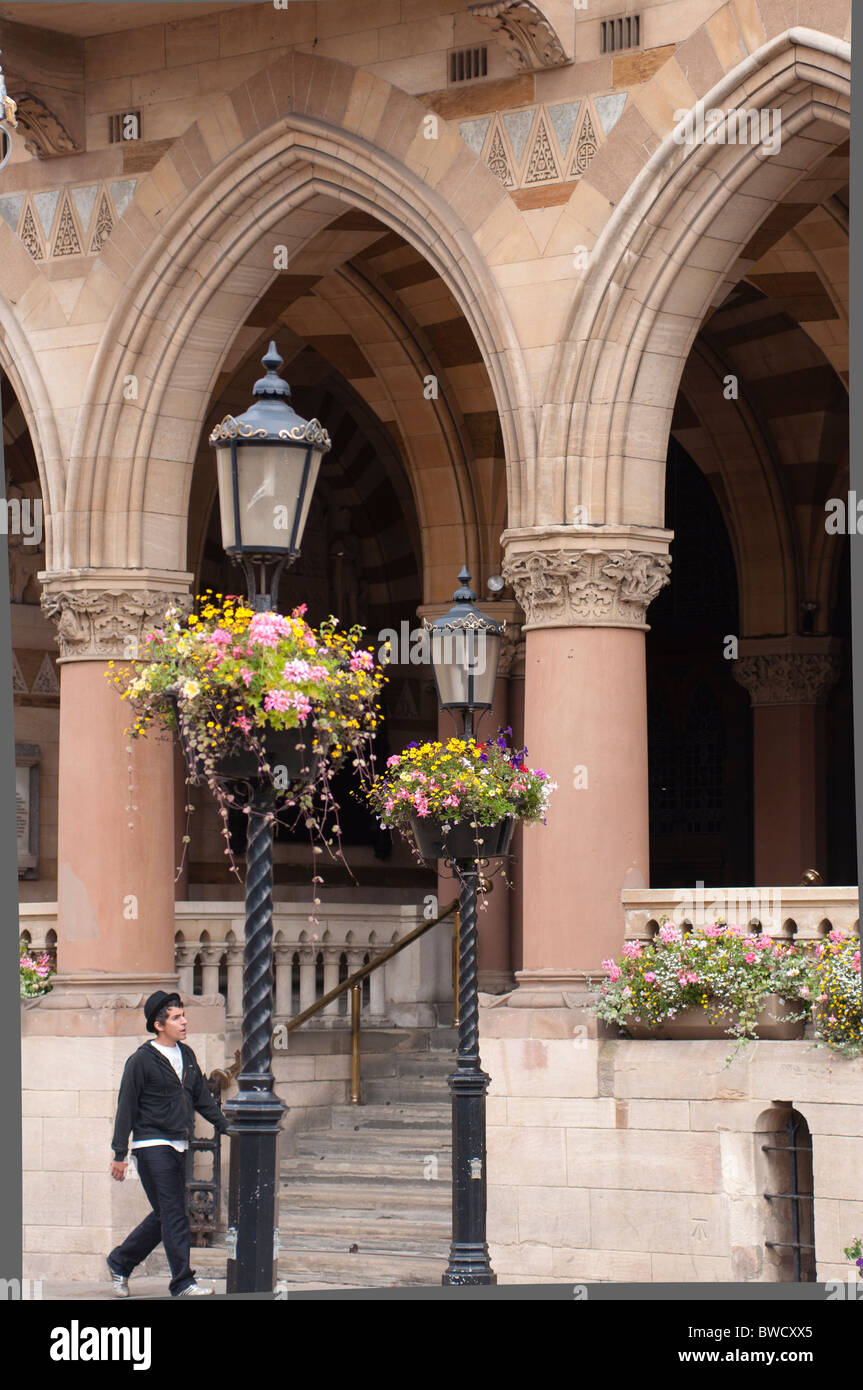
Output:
[725, 924, 744, 937]
[828, 1015, 838, 1026]
[756, 936, 771, 950]
[283, 659, 312, 683]
[623, 941, 642, 958]
[210, 628, 232, 646]
[414, 795, 430, 817]
[248, 612, 290, 647]
[644, 971, 657, 983]
[240, 666, 254, 687]
[829, 929, 844, 943]
[292, 604, 308, 618]
[386, 755, 400, 768]
[744, 952, 756, 964]
[234, 714, 252, 735]
[264, 689, 292, 712]
[350, 650, 373, 672]
[659, 924, 678, 943]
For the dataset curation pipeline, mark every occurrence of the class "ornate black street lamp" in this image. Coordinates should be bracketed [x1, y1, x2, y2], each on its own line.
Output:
[209, 343, 331, 1294]
[424, 569, 505, 1285]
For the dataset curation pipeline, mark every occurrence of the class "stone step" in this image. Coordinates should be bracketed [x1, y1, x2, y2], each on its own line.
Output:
[362, 1077, 452, 1103]
[279, 1176, 451, 1209]
[393, 1056, 456, 1077]
[294, 1127, 451, 1155]
[330, 1101, 450, 1129]
[281, 1152, 450, 1178]
[279, 1215, 450, 1250]
[173, 1244, 448, 1287]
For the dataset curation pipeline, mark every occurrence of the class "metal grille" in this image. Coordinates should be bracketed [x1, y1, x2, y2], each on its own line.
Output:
[449, 47, 488, 83]
[600, 15, 641, 53]
[186, 1073, 223, 1247]
[108, 111, 141, 142]
[762, 1108, 816, 1281]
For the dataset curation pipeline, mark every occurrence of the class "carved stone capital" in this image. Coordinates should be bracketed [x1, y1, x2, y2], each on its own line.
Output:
[39, 568, 194, 662]
[469, 2, 569, 71]
[501, 527, 672, 631]
[732, 649, 841, 707]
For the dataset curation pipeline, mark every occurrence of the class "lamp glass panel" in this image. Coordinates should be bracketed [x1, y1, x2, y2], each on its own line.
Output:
[430, 627, 500, 708]
[215, 448, 237, 549]
[219, 442, 321, 552]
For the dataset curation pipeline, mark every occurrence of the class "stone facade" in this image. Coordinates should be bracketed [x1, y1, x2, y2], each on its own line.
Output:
[1, 0, 852, 1285]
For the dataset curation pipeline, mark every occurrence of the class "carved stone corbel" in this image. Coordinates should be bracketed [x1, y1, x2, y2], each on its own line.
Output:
[9, 91, 79, 158]
[469, 2, 569, 72]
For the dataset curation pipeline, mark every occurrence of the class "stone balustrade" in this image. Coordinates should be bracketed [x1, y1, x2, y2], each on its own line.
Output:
[623, 886, 860, 945]
[20, 900, 433, 1026]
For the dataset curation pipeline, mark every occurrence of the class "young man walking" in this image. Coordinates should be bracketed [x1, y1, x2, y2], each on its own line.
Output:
[107, 991, 231, 1298]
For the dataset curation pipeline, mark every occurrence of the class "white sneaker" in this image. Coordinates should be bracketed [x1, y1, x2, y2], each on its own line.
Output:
[176, 1281, 214, 1296]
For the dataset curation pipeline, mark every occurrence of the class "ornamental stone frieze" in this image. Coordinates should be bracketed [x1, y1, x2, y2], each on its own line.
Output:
[501, 527, 672, 631]
[732, 643, 841, 707]
[39, 569, 193, 662]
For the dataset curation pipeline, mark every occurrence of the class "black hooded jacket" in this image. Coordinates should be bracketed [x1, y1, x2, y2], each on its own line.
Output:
[111, 1039, 230, 1160]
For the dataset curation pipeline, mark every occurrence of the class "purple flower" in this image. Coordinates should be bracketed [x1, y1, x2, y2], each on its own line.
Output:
[480, 752, 488, 762]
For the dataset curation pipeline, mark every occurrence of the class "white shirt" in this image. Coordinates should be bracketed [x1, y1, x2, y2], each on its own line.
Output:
[129, 1040, 189, 1154]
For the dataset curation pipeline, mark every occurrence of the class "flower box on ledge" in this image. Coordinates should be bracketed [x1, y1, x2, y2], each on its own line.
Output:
[620, 994, 806, 1041]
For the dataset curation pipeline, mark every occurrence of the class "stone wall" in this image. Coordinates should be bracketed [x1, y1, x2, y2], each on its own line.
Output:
[21, 996, 226, 1283]
[482, 1001, 863, 1284]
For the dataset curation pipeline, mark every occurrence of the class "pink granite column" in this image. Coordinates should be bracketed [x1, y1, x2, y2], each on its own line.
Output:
[40, 577, 194, 999]
[733, 637, 840, 885]
[502, 528, 672, 987]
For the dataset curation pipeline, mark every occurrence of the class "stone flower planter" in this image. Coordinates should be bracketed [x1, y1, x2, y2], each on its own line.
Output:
[410, 815, 515, 862]
[621, 994, 807, 1041]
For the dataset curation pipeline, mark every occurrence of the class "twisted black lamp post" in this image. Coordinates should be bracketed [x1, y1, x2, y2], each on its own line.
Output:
[208, 343, 331, 1293]
[424, 569, 506, 1284]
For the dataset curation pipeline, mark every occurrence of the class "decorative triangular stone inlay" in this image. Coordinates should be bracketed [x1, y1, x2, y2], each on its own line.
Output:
[486, 124, 515, 188]
[33, 189, 60, 241]
[108, 179, 137, 217]
[11, 651, 28, 694]
[524, 116, 560, 184]
[594, 92, 627, 137]
[52, 193, 82, 257]
[71, 184, 99, 237]
[459, 116, 491, 157]
[0, 194, 24, 234]
[502, 109, 534, 166]
[89, 191, 114, 254]
[32, 652, 60, 695]
[19, 204, 43, 261]
[547, 102, 580, 160]
[570, 108, 598, 177]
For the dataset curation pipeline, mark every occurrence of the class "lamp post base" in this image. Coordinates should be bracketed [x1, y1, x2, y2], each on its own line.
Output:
[223, 1082, 285, 1295]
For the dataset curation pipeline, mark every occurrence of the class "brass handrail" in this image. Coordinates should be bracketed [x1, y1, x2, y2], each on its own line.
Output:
[282, 896, 460, 1103]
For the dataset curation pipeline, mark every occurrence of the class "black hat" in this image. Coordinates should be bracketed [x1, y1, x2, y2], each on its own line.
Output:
[144, 990, 183, 1033]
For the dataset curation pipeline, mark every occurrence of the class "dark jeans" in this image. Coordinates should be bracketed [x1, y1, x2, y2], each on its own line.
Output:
[108, 1145, 195, 1297]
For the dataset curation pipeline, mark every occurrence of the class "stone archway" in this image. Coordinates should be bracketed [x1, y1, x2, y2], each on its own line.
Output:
[56, 50, 530, 581]
[500, 26, 851, 978]
[543, 28, 850, 532]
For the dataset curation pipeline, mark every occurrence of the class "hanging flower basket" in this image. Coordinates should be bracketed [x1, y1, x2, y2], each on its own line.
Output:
[410, 814, 515, 862]
[167, 692, 319, 787]
[368, 728, 554, 866]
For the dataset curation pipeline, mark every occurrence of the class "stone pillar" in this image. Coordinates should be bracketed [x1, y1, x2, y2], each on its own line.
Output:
[39, 571, 194, 1002]
[201, 947, 220, 999]
[226, 944, 244, 1018]
[732, 637, 841, 885]
[299, 948, 316, 1014]
[501, 526, 671, 989]
[274, 944, 292, 1017]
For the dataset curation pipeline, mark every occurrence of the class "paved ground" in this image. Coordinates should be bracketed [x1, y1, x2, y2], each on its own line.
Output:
[41, 1277, 355, 1300]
